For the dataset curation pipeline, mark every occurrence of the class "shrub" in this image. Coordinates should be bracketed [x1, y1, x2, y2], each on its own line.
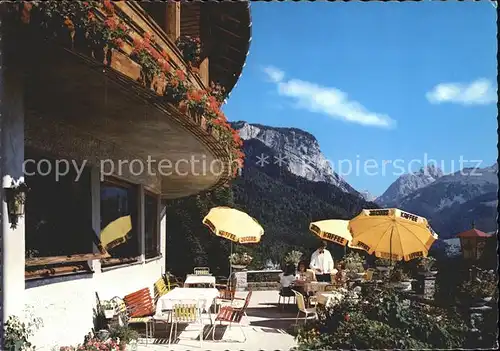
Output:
[3, 314, 43, 351]
[296, 285, 469, 350]
[109, 325, 139, 347]
[343, 252, 365, 273]
[284, 250, 303, 266]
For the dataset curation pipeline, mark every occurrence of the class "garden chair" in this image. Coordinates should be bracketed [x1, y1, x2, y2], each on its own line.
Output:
[165, 271, 183, 290]
[215, 274, 232, 290]
[215, 287, 236, 312]
[364, 269, 374, 281]
[292, 290, 317, 326]
[278, 285, 296, 308]
[154, 276, 170, 304]
[208, 290, 252, 342]
[168, 299, 205, 348]
[194, 267, 210, 275]
[217, 290, 251, 319]
[122, 288, 156, 345]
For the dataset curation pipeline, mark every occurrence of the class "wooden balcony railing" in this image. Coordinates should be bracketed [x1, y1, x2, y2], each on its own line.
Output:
[8, 1, 244, 178]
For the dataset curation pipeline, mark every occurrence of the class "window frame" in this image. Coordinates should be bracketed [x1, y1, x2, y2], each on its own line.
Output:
[99, 177, 142, 268]
[144, 189, 161, 259]
[24, 154, 108, 280]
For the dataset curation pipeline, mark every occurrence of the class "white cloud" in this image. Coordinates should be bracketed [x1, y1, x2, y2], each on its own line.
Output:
[263, 66, 285, 83]
[262, 65, 395, 129]
[426, 78, 497, 105]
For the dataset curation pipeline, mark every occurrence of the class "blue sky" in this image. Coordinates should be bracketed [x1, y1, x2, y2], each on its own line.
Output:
[223, 1, 498, 196]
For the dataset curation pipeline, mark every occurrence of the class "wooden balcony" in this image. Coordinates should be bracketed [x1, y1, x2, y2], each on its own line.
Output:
[3, 1, 251, 198]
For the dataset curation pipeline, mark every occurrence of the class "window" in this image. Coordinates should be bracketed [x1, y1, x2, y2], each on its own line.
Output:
[25, 151, 106, 279]
[144, 192, 160, 259]
[100, 179, 140, 266]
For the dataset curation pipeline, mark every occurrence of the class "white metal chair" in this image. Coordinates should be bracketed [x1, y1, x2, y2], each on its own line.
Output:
[292, 290, 317, 325]
[193, 267, 210, 276]
[169, 299, 205, 348]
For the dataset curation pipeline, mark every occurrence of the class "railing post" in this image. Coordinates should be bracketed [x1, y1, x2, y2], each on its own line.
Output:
[165, 2, 180, 42]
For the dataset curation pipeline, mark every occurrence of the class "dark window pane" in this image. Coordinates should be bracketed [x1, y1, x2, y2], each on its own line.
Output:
[25, 151, 94, 258]
[100, 181, 139, 260]
[145, 193, 159, 258]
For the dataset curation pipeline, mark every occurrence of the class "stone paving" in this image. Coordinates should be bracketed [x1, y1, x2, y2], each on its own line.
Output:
[137, 290, 299, 351]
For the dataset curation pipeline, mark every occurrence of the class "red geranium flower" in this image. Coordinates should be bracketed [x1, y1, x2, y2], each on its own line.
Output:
[175, 69, 186, 81]
[87, 11, 96, 21]
[161, 60, 171, 73]
[103, 0, 114, 14]
[113, 38, 124, 48]
[104, 17, 118, 30]
[344, 314, 350, 322]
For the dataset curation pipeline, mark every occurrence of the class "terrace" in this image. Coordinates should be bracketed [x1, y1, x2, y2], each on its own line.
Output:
[137, 290, 298, 351]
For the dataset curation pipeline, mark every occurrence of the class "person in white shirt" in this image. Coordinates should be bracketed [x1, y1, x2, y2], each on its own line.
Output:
[278, 264, 296, 297]
[310, 241, 335, 282]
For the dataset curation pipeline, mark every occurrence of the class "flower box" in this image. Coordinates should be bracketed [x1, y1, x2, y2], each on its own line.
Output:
[108, 49, 141, 83]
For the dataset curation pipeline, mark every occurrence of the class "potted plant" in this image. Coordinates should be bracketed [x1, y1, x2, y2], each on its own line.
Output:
[284, 250, 303, 268]
[3, 314, 43, 351]
[416, 256, 437, 275]
[389, 269, 412, 290]
[229, 252, 252, 269]
[101, 300, 116, 319]
[344, 252, 366, 278]
[109, 325, 139, 351]
[374, 258, 393, 272]
[175, 35, 202, 66]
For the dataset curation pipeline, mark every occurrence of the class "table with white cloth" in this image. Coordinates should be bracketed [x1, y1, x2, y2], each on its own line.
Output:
[300, 281, 332, 294]
[183, 274, 216, 288]
[156, 287, 219, 316]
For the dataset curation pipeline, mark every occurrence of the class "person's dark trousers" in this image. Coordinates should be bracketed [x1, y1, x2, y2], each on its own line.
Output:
[317, 274, 330, 282]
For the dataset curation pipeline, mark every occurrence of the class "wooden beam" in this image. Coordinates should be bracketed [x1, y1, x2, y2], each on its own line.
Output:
[165, 2, 181, 42]
[199, 57, 209, 87]
[25, 252, 110, 267]
[214, 24, 243, 39]
[25, 264, 90, 279]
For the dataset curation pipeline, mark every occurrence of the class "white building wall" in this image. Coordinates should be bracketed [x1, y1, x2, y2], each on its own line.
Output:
[2, 67, 26, 319]
[2, 49, 170, 351]
[25, 256, 165, 350]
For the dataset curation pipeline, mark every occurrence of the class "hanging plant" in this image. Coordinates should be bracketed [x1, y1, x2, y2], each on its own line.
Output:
[164, 69, 190, 105]
[87, 14, 130, 51]
[130, 34, 163, 86]
[175, 35, 202, 66]
[185, 89, 209, 116]
[208, 81, 226, 105]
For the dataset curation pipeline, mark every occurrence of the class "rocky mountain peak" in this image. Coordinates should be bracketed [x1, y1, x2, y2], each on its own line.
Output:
[376, 164, 444, 207]
[231, 121, 358, 195]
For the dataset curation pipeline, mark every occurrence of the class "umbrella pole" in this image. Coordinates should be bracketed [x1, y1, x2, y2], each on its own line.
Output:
[229, 242, 233, 282]
[389, 227, 393, 266]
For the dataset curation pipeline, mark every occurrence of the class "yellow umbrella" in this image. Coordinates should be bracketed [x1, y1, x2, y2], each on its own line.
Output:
[100, 215, 132, 250]
[348, 208, 438, 261]
[202, 206, 264, 244]
[309, 219, 364, 249]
